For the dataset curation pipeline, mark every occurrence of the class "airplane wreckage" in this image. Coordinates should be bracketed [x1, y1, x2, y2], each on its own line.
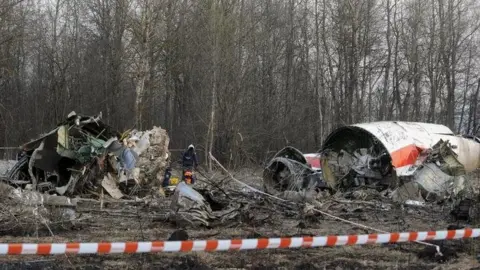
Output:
[0, 116, 479, 230]
[1, 111, 170, 198]
[1, 118, 479, 204]
[263, 121, 480, 204]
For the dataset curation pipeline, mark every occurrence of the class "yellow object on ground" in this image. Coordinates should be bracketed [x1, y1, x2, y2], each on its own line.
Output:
[120, 129, 132, 141]
[170, 177, 179, 185]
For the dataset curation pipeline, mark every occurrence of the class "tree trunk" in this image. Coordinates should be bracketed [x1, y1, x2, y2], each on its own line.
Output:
[381, 0, 392, 120]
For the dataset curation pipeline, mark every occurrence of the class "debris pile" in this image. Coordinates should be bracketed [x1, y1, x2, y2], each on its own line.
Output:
[169, 182, 215, 227]
[257, 121, 479, 227]
[168, 182, 243, 227]
[132, 127, 170, 186]
[391, 139, 473, 203]
[2, 112, 170, 199]
[5, 112, 118, 195]
[0, 182, 77, 235]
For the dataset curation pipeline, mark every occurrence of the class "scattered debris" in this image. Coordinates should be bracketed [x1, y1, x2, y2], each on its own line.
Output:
[0, 182, 77, 235]
[404, 200, 425, 207]
[451, 198, 477, 222]
[101, 173, 124, 199]
[169, 182, 215, 227]
[0, 118, 479, 268]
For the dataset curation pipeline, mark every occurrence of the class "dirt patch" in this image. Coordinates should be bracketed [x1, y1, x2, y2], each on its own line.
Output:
[0, 169, 479, 269]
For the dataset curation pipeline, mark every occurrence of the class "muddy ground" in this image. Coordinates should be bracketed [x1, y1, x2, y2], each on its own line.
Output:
[0, 168, 479, 270]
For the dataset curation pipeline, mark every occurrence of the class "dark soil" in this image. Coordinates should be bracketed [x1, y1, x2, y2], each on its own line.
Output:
[0, 169, 479, 270]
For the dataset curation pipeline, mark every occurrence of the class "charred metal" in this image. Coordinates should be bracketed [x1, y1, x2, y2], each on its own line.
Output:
[263, 147, 326, 199]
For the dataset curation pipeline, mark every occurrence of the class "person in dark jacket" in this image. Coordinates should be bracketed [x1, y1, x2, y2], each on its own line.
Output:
[162, 167, 172, 188]
[182, 144, 198, 169]
[182, 144, 198, 183]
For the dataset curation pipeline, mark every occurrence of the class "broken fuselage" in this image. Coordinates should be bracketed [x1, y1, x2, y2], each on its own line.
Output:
[320, 121, 480, 201]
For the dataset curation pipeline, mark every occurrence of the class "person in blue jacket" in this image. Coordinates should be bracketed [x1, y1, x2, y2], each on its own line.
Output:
[182, 144, 198, 183]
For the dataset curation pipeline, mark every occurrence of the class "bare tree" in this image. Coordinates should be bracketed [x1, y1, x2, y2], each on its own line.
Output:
[1, 0, 479, 166]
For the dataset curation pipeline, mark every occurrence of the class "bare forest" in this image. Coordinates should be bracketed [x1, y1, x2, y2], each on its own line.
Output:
[1, 0, 480, 166]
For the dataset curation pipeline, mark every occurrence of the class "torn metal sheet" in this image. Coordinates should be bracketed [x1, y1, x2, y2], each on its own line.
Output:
[101, 173, 124, 199]
[169, 182, 214, 226]
[168, 183, 243, 227]
[390, 181, 424, 203]
[399, 163, 454, 201]
[173, 182, 206, 205]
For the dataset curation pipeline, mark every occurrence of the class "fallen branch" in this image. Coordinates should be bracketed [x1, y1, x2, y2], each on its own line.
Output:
[332, 199, 392, 207]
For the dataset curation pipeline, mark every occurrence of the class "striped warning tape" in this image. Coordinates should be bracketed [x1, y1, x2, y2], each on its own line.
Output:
[1, 228, 478, 255]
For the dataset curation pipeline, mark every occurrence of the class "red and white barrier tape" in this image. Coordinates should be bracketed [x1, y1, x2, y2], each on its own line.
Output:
[1, 228, 478, 255]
